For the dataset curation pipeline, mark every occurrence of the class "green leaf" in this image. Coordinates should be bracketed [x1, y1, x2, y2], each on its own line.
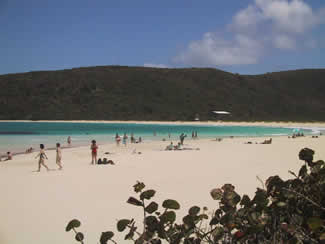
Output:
[135, 237, 145, 244]
[133, 181, 146, 193]
[159, 211, 176, 223]
[298, 165, 307, 178]
[145, 216, 159, 232]
[183, 215, 195, 227]
[150, 239, 162, 244]
[210, 188, 223, 200]
[162, 199, 180, 210]
[199, 214, 209, 220]
[209, 217, 219, 226]
[145, 201, 158, 214]
[127, 197, 143, 206]
[276, 202, 287, 207]
[66, 219, 81, 232]
[75, 232, 84, 242]
[299, 148, 314, 164]
[240, 195, 251, 207]
[212, 227, 224, 241]
[252, 188, 268, 207]
[307, 217, 323, 231]
[311, 160, 324, 174]
[189, 206, 200, 216]
[117, 219, 131, 232]
[100, 231, 114, 244]
[145, 216, 159, 226]
[222, 184, 235, 192]
[140, 189, 156, 200]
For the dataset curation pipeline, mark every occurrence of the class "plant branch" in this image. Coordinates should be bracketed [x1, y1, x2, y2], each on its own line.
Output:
[142, 199, 146, 234]
[282, 188, 325, 211]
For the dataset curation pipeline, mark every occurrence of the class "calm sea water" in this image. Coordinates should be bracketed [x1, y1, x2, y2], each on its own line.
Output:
[0, 122, 316, 154]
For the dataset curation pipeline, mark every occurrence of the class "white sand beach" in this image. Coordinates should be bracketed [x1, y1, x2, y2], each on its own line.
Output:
[0, 125, 325, 243]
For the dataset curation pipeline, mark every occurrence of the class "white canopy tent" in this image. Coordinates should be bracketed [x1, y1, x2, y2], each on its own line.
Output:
[211, 111, 231, 115]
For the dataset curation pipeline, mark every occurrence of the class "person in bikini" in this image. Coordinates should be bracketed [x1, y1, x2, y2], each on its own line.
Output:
[90, 140, 98, 164]
[56, 143, 63, 170]
[35, 144, 49, 172]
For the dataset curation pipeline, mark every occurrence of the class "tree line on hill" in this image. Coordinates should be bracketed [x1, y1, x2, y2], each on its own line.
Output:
[0, 66, 325, 121]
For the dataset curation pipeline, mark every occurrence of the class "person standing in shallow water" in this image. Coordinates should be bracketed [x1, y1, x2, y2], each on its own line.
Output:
[115, 133, 121, 146]
[35, 144, 49, 172]
[123, 133, 128, 146]
[90, 140, 98, 164]
[67, 136, 72, 146]
[56, 143, 63, 170]
[180, 133, 187, 145]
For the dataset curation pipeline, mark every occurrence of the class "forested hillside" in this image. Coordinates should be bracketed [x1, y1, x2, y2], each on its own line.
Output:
[0, 66, 324, 121]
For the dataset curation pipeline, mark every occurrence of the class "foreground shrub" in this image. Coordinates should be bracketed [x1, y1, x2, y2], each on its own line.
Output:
[66, 148, 325, 243]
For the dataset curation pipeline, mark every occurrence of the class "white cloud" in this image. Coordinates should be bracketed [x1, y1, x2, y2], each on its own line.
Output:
[143, 63, 168, 68]
[175, 0, 324, 66]
[273, 35, 296, 49]
[231, 5, 263, 33]
[255, 0, 315, 33]
[174, 33, 262, 66]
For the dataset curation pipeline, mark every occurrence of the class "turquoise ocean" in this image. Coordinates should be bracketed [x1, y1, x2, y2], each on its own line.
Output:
[0, 122, 320, 154]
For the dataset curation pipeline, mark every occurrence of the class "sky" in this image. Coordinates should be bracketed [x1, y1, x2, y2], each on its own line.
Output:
[0, 0, 324, 75]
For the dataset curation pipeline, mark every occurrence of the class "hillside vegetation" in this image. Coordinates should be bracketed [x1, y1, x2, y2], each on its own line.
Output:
[0, 66, 324, 121]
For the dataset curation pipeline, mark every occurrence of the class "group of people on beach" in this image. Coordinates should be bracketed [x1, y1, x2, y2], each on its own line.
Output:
[191, 131, 198, 139]
[165, 133, 187, 151]
[35, 143, 63, 172]
[115, 133, 142, 146]
[165, 142, 183, 151]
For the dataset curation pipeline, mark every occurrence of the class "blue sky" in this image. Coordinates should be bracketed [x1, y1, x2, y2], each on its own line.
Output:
[1, 0, 324, 75]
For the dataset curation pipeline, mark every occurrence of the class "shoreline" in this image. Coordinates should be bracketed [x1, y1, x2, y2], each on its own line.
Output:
[1, 119, 325, 128]
[1, 120, 324, 157]
[1, 132, 319, 159]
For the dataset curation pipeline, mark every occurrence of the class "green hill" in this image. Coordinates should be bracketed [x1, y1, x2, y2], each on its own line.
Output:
[0, 66, 324, 121]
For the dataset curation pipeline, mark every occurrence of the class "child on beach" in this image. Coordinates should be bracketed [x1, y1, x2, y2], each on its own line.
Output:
[35, 144, 49, 172]
[56, 143, 63, 170]
[90, 140, 98, 164]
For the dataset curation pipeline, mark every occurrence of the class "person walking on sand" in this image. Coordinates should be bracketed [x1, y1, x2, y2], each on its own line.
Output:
[56, 143, 63, 170]
[90, 140, 98, 164]
[35, 144, 49, 172]
[67, 136, 72, 146]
